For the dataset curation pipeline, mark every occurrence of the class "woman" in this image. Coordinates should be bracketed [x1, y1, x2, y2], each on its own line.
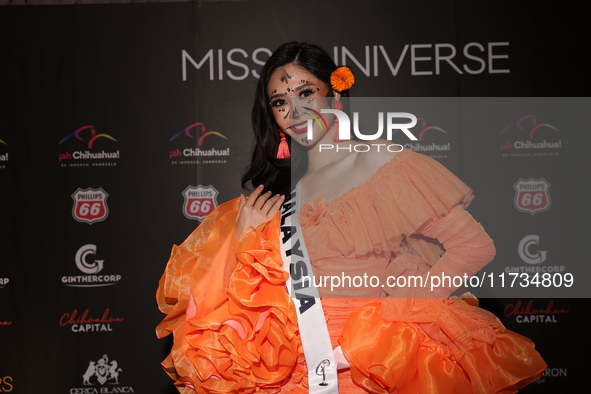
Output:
[156, 42, 546, 393]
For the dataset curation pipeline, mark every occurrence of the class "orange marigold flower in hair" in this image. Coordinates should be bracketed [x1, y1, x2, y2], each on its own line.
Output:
[330, 67, 355, 92]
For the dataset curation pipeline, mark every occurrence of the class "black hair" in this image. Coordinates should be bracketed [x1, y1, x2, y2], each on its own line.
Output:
[241, 42, 349, 196]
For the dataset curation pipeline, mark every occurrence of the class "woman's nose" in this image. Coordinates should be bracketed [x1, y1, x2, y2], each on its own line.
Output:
[289, 97, 301, 119]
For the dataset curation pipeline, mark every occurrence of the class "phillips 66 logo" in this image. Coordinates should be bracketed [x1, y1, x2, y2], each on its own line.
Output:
[513, 178, 551, 215]
[72, 188, 109, 224]
[182, 185, 218, 220]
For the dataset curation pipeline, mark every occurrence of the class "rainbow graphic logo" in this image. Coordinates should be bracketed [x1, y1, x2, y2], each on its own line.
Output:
[415, 117, 449, 141]
[499, 115, 562, 156]
[169, 123, 228, 146]
[393, 117, 451, 160]
[302, 107, 328, 131]
[59, 126, 118, 148]
[389, 117, 448, 140]
[500, 115, 559, 138]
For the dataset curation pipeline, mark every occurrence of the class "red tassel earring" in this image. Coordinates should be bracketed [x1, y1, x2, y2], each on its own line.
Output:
[277, 130, 290, 158]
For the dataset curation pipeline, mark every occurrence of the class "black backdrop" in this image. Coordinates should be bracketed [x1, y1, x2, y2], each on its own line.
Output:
[1, 1, 589, 393]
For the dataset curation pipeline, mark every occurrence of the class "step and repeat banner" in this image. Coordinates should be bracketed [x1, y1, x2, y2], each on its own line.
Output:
[0, 1, 588, 393]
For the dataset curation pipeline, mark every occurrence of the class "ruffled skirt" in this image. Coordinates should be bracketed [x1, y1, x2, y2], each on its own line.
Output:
[321, 297, 546, 393]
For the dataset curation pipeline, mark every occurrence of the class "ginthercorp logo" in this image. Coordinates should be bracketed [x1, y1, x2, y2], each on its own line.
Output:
[169, 123, 230, 165]
[72, 188, 109, 224]
[59, 125, 120, 168]
[182, 185, 218, 220]
[505, 235, 566, 277]
[499, 115, 562, 158]
[504, 299, 569, 324]
[61, 244, 121, 287]
[76, 244, 104, 273]
[60, 308, 124, 333]
[70, 355, 134, 393]
[513, 178, 551, 214]
[518, 235, 547, 265]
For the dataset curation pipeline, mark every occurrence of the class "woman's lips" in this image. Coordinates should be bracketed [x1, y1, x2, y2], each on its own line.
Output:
[290, 120, 309, 134]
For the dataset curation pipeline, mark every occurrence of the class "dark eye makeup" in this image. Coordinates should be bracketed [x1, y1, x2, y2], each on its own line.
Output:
[270, 86, 318, 108]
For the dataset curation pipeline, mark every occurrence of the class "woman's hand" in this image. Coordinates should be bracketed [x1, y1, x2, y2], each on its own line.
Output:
[236, 185, 285, 239]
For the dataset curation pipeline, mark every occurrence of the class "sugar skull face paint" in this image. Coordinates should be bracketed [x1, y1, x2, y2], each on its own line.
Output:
[267, 64, 336, 147]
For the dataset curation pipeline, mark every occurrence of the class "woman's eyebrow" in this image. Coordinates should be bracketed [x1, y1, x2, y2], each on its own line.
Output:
[269, 91, 284, 101]
[293, 83, 314, 92]
[269, 83, 316, 100]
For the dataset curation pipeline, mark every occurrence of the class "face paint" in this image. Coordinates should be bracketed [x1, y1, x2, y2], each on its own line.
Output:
[267, 64, 335, 147]
[280, 71, 292, 84]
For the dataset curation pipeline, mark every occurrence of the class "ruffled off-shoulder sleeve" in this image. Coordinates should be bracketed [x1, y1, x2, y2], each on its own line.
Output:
[156, 199, 307, 393]
[300, 149, 475, 259]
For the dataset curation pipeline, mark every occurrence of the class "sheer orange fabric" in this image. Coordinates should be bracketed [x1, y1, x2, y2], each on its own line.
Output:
[156, 150, 546, 393]
[156, 202, 307, 393]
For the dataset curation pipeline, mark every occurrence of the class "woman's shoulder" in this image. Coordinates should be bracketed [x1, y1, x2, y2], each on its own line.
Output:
[351, 138, 411, 179]
[346, 144, 472, 209]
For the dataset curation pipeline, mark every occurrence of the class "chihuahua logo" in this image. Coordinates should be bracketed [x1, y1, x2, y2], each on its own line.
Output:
[82, 354, 122, 385]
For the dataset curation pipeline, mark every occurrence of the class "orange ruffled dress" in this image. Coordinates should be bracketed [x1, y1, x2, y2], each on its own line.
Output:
[156, 149, 546, 393]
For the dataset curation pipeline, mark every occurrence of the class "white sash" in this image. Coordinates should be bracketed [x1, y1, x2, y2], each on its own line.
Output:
[279, 183, 338, 393]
